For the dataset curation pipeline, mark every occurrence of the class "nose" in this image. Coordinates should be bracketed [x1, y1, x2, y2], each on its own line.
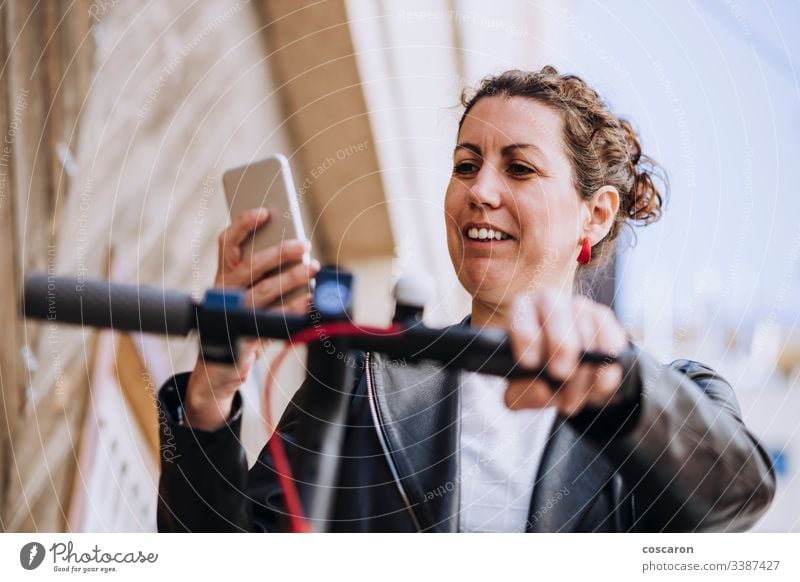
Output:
[468, 164, 503, 209]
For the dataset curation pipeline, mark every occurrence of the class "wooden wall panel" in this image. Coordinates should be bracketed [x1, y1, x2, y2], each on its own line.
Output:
[256, 0, 395, 264]
[2, 0, 297, 531]
[0, 0, 95, 532]
[0, 0, 16, 532]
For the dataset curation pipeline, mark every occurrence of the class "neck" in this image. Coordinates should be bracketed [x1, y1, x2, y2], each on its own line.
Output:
[470, 297, 511, 329]
[470, 273, 577, 329]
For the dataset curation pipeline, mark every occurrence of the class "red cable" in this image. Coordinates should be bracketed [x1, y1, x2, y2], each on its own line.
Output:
[262, 320, 403, 533]
[262, 343, 309, 533]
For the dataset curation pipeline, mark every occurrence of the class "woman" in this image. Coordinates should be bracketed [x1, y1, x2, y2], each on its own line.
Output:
[157, 66, 775, 532]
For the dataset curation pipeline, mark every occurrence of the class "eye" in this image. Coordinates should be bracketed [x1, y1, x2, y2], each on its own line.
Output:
[453, 161, 479, 175]
[508, 163, 536, 177]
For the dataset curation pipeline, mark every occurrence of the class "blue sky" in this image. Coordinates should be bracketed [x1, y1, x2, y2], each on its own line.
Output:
[559, 0, 800, 335]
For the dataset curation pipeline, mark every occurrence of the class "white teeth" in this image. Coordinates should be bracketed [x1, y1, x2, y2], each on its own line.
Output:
[466, 227, 511, 241]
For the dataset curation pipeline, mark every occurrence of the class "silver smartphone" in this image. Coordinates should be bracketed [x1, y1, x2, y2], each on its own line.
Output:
[223, 154, 311, 301]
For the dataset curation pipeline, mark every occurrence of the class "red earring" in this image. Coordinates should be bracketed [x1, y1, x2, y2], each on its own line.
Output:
[577, 237, 591, 264]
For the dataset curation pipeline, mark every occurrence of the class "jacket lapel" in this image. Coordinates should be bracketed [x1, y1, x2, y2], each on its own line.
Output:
[527, 415, 617, 532]
[370, 351, 461, 532]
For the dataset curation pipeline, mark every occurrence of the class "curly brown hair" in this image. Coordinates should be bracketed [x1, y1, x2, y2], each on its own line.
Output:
[459, 66, 667, 268]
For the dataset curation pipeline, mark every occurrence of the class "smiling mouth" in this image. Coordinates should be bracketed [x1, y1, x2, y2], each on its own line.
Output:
[462, 225, 513, 242]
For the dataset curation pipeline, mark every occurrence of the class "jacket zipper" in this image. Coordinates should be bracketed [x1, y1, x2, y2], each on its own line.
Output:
[365, 351, 423, 532]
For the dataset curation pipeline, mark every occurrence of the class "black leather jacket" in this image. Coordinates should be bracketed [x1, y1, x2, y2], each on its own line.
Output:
[156, 333, 776, 533]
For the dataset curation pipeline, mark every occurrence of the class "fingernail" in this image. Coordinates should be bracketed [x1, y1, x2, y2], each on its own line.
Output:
[253, 207, 269, 218]
[310, 259, 321, 270]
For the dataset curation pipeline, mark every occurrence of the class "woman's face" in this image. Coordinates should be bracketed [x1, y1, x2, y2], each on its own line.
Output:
[445, 95, 585, 306]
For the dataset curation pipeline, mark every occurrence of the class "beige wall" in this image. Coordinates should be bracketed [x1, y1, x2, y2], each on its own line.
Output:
[2, 0, 299, 531]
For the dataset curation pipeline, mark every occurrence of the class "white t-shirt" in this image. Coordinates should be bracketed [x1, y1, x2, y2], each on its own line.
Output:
[458, 371, 558, 532]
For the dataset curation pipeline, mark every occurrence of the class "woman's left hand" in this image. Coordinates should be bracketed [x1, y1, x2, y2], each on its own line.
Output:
[505, 289, 629, 416]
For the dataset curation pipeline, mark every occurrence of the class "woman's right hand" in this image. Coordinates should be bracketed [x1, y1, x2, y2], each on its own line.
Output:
[184, 207, 321, 430]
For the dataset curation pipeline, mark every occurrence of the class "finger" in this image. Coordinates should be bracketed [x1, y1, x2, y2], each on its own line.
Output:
[233, 340, 271, 367]
[505, 378, 556, 410]
[590, 303, 628, 356]
[573, 296, 600, 350]
[552, 323, 623, 414]
[579, 305, 624, 405]
[554, 300, 606, 415]
[536, 289, 581, 383]
[230, 343, 259, 384]
[587, 360, 623, 407]
[509, 294, 544, 369]
[199, 343, 258, 387]
[242, 239, 311, 285]
[248, 260, 321, 308]
[220, 240, 310, 289]
[218, 208, 271, 272]
[238, 337, 264, 359]
[556, 365, 596, 417]
[280, 292, 312, 315]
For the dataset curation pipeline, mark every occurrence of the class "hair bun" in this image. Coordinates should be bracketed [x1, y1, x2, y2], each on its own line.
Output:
[619, 118, 642, 166]
[630, 156, 666, 225]
[616, 118, 665, 225]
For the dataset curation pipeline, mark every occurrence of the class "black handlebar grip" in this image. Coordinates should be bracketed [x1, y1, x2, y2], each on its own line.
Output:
[22, 274, 196, 336]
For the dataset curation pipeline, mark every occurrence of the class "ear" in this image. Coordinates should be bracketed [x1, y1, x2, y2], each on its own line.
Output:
[583, 185, 620, 243]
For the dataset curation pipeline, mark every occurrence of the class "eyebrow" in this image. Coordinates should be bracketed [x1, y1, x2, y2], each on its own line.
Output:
[454, 142, 546, 159]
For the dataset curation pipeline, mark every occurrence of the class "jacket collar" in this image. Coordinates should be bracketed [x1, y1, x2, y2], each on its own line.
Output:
[370, 315, 615, 532]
